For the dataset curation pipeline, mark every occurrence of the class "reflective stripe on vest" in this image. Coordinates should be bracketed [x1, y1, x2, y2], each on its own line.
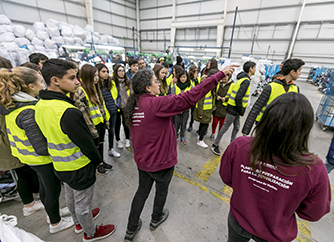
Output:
[35, 99, 91, 171]
[256, 82, 299, 122]
[223, 82, 235, 107]
[228, 77, 250, 108]
[171, 83, 193, 95]
[196, 92, 213, 110]
[78, 87, 104, 125]
[5, 105, 52, 165]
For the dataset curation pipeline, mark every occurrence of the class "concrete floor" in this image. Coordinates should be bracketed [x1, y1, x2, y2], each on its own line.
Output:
[1, 80, 334, 242]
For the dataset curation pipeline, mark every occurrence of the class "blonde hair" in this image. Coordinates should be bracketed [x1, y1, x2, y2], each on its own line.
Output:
[0, 67, 40, 108]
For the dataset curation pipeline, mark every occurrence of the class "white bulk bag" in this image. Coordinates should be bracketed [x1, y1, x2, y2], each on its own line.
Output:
[13, 25, 25, 37]
[0, 25, 13, 34]
[63, 37, 74, 45]
[51, 36, 65, 45]
[60, 25, 73, 37]
[47, 50, 58, 58]
[31, 37, 44, 46]
[0, 15, 11, 25]
[47, 27, 60, 38]
[36, 31, 49, 40]
[45, 19, 59, 29]
[33, 22, 46, 32]
[1, 42, 19, 51]
[73, 25, 85, 39]
[27, 45, 36, 52]
[25, 29, 35, 41]
[84, 24, 94, 33]
[34, 46, 46, 52]
[17, 49, 30, 64]
[14, 38, 30, 47]
[74, 37, 83, 45]
[44, 39, 57, 49]
[0, 32, 15, 42]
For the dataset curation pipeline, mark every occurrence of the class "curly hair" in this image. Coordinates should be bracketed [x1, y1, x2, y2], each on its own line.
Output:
[124, 69, 154, 126]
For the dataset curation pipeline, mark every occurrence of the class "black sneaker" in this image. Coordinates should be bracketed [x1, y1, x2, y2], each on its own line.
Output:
[210, 144, 221, 156]
[102, 162, 113, 170]
[124, 219, 142, 242]
[150, 209, 169, 231]
[96, 164, 108, 174]
[187, 126, 193, 132]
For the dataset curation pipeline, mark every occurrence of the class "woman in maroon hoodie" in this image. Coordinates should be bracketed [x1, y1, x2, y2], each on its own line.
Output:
[123, 66, 237, 241]
[220, 92, 331, 242]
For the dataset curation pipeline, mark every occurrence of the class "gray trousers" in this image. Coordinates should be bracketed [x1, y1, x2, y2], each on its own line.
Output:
[64, 183, 95, 236]
[214, 113, 240, 146]
[173, 110, 189, 138]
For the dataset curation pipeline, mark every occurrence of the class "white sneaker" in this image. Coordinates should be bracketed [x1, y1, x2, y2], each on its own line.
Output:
[46, 207, 71, 224]
[125, 139, 131, 148]
[23, 200, 44, 216]
[197, 140, 208, 148]
[108, 148, 121, 158]
[49, 217, 74, 234]
[117, 140, 124, 149]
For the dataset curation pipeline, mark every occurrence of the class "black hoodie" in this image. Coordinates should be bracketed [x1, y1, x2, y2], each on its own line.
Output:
[226, 72, 250, 116]
[38, 90, 102, 190]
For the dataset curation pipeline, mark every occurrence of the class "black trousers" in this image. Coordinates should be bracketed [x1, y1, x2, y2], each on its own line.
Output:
[199, 123, 209, 141]
[30, 163, 62, 224]
[127, 166, 174, 232]
[115, 110, 130, 141]
[94, 122, 106, 162]
[14, 165, 39, 204]
[228, 212, 268, 242]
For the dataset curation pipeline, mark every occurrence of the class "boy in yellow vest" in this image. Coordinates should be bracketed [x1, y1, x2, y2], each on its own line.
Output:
[242, 58, 303, 136]
[35, 59, 116, 241]
[211, 61, 256, 156]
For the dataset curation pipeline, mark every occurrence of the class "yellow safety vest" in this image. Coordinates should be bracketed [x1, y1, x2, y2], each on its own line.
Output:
[190, 76, 201, 87]
[110, 80, 118, 104]
[35, 99, 91, 171]
[166, 74, 173, 88]
[196, 91, 213, 110]
[5, 105, 52, 166]
[170, 83, 193, 95]
[256, 82, 299, 122]
[219, 82, 235, 107]
[77, 87, 110, 125]
[228, 77, 250, 108]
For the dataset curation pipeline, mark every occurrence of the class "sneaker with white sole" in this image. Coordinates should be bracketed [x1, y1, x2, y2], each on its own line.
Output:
[83, 224, 116, 241]
[125, 139, 131, 148]
[150, 209, 169, 231]
[117, 141, 124, 149]
[108, 149, 120, 158]
[124, 219, 142, 242]
[23, 200, 44, 216]
[47, 207, 71, 224]
[197, 140, 208, 148]
[49, 217, 74, 234]
[211, 144, 221, 156]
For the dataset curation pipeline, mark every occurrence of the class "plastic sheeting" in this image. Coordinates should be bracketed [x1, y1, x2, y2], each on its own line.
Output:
[44, 39, 57, 49]
[33, 22, 46, 32]
[31, 37, 44, 46]
[47, 27, 60, 38]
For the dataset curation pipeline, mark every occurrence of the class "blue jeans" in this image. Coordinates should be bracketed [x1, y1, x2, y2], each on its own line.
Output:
[107, 113, 117, 149]
[127, 166, 174, 232]
[228, 212, 268, 242]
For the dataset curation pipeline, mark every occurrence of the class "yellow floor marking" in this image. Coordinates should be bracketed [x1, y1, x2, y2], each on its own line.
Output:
[210, 190, 230, 205]
[195, 155, 221, 183]
[222, 185, 233, 196]
[174, 171, 208, 192]
[295, 219, 313, 242]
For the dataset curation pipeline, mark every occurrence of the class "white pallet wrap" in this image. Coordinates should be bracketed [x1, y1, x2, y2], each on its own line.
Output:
[60, 25, 73, 37]
[63, 37, 75, 44]
[74, 37, 83, 45]
[47, 27, 60, 38]
[73, 25, 85, 39]
[84, 24, 94, 32]
[0, 42, 19, 51]
[0, 25, 13, 34]
[34, 46, 46, 52]
[52, 36, 65, 45]
[17, 48, 31, 64]
[44, 39, 57, 49]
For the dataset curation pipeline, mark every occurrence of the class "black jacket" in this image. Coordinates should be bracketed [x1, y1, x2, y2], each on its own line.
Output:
[242, 78, 300, 135]
[39, 90, 102, 190]
[0, 100, 49, 156]
[226, 72, 250, 116]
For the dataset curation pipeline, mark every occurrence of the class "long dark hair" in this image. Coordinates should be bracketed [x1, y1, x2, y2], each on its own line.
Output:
[177, 70, 190, 88]
[188, 65, 198, 80]
[209, 58, 218, 71]
[79, 64, 103, 106]
[249, 92, 315, 174]
[124, 69, 154, 126]
[95, 63, 114, 90]
[153, 64, 167, 94]
[112, 63, 130, 91]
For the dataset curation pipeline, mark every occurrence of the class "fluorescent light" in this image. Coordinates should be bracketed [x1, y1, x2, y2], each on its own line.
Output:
[179, 48, 195, 51]
[94, 45, 125, 51]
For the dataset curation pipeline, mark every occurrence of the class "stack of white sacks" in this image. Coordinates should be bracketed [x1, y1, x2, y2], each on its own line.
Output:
[0, 14, 121, 66]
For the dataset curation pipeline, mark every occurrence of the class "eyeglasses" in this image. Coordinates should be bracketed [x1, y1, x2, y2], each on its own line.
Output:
[194, 70, 198, 72]
[118, 70, 125, 73]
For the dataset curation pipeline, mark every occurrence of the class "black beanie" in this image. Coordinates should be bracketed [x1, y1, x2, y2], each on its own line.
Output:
[176, 56, 182, 64]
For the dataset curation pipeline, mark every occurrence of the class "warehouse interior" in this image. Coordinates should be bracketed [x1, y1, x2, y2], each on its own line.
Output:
[1, 0, 334, 242]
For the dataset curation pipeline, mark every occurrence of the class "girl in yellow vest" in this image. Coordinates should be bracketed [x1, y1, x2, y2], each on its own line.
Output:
[187, 65, 201, 132]
[193, 70, 217, 148]
[75, 64, 112, 174]
[153, 64, 168, 96]
[170, 70, 193, 144]
[113, 63, 132, 149]
[96, 63, 121, 158]
[0, 67, 73, 233]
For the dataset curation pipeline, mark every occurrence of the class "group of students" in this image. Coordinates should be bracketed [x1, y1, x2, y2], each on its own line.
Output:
[0, 53, 332, 242]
